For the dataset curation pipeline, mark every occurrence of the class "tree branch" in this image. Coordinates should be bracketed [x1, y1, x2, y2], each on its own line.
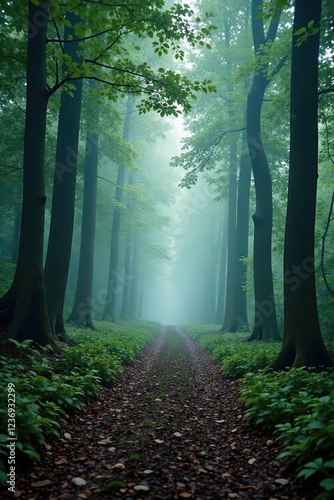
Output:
[321, 189, 334, 296]
[266, 8, 282, 44]
[51, 17, 64, 54]
[47, 27, 112, 44]
[251, 0, 265, 53]
[318, 87, 334, 96]
[268, 55, 288, 80]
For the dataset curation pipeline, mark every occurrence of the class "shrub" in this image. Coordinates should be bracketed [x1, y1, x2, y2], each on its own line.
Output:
[241, 368, 334, 498]
[0, 320, 159, 482]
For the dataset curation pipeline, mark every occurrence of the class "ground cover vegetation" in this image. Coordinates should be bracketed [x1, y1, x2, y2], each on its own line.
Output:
[0, 320, 159, 482]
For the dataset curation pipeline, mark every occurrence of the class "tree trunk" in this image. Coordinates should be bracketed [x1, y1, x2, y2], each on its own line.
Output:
[120, 233, 133, 320]
[103, 96, 134, 321]
[215, 208, 227, 324]
[0, 1, 57, 348]
[202, 221, 217, 324]
[68, 79, 99, 329]
[221, 136, 238, 330]
[271, 0, 333, 369]
[247, 0, 281, 341]
[227, 125, 251, 331]
[44, 12, 83, 341]
[129, 238, 139, 319]
[11, 200, 21, 264]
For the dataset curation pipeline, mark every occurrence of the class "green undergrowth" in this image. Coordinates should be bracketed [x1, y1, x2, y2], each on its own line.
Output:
[0, 320, 159, 482]
[184, 324, 281, 378]
[185, 325, 334, 499]
[241, 369, 334, 499]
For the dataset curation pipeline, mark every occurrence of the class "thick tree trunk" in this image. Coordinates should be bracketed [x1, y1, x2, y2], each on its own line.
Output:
[11, 202, 21, 264]
[271, 0, 333, 369]
[44, 12, 83, 341]
[103, 96, 134, 321]
[247, 0, 280, 341]
[68, 80, 99, 329]
[0, 1, 57, 348]
[227, 126, 251, 331]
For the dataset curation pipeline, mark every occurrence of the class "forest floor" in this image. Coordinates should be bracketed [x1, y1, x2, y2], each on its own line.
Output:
[7, 326, 311, 499]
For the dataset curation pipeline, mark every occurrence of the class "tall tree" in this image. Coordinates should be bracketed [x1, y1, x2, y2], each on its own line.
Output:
[103, 96, 135, 321]
[68, 79, 100, 329]
[271, 0, 334, 369]
[0, 0, 57, 347]
[215, 209, 227, 324]
[120, 171, 135, 321]
[247, 0, 282, 341]
[228, 124, 251, 330]
[44, 11, 84, 341]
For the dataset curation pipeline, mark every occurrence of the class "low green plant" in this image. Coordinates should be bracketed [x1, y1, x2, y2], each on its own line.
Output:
[58, 344, 122, 384]
[0, 319, 159, 482]
[184, 325, 281, 378]
[241, 368, 334, 498]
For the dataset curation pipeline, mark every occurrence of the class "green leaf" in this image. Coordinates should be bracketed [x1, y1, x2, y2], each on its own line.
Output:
[320, 478, 334, 491]
[294, 27, 307, 36]
[23, 449, 41, 460]
[0, 470, 8, 482]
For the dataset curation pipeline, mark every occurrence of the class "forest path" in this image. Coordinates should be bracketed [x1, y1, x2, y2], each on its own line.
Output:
[14, 326, 306, 499]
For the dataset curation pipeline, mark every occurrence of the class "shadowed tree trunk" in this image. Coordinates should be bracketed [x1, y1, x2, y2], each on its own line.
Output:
[247, 0, 281, 341]
[271, 0, 333, 369]
[228, 125, 251, 331]
[0, 1, 57, 348]
[11, 196, 21, 264]
[44, 11, 83, 341]
[221, 135, 238, 330]
[68, 79, 100, 329]
[103, 96, 135, 321]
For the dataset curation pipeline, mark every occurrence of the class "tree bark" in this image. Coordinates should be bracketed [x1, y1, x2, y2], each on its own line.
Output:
[229, 125, 251, 331]
[44, 12, 83, 341]
[68, 79, 99, 329]
[120, 171, 135, 321]
[271, 0, 333, 369]
[11, 198, 21, 264]
[120, 233, 133, 320]
[215, 210, 227, 324]
[221, 135, 238, 330]
[0, 1, 57, 348]
[103, 96, 134, 321]
[247, 0, 281, 341]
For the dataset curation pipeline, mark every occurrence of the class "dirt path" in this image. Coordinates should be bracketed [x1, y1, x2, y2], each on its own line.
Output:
[9, 326, 308, 499]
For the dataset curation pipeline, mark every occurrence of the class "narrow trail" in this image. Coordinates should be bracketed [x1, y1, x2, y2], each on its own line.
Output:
[11, 327, 307, 499]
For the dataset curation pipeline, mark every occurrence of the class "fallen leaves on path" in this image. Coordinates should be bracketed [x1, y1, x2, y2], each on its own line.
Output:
[3, 326, 310, 499]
